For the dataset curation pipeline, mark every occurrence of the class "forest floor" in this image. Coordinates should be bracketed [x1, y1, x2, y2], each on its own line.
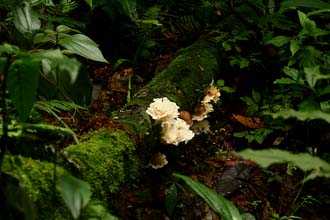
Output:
[64, 38, 330, 220]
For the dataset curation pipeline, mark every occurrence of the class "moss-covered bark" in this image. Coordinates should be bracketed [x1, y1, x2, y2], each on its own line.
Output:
[1, 39, 221, 219]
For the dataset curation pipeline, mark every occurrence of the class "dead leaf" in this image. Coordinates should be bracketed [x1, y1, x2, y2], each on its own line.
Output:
[109, 67, 133, 93]
[232, 114, 264, 128]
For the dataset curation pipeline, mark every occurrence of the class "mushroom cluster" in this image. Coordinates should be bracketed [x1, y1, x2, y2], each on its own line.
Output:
[146, 82, 221, 169]
[146, 97, 194, 146]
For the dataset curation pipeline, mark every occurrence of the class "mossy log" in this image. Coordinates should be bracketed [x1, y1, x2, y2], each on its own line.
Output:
[1, 39, 221, 219]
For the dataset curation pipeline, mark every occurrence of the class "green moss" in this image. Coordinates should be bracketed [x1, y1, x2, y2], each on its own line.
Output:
[65, 128, 140, 206]
[1, 155, 68, 219]
[135, 40, 220, 109]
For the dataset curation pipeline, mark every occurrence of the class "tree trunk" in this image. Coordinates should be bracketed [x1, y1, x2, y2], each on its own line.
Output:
[1, 39, 221, 219]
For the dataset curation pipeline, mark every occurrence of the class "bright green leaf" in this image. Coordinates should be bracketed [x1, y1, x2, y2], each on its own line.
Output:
[173, 173, 242, 220]
[85, 0, 93, 8]
[13, 1, 41, 34]
[290, 40, 300, 56]
[274, 78, 297, 84]
[304, 65, 320, 88]
[56, 25, 81, 34]
[58, 34, 109, 63]
[6, 57, 40, 121]
[58, 175, 92, 220]
[282, 67, 300, 80]
[235, 149, 330, 181]
[265, 36, 289, 47]
[304, 66, 330, 89]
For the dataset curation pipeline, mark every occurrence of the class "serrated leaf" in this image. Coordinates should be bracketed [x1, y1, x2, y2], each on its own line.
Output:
[58, 34, 108, 63]
[13, 1, 41, 34]
[58, 175, 92, 220]
[173, 173, 242, 220]
[235, 149, 330, 181]
[6, 57, 40, 121]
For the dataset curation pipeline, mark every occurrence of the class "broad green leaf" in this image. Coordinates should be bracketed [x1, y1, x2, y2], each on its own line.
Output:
[0, 43, 21, 55]
[269, 109, 330, 123]
[121, 0, 138, 21]
[252, 90, 261, 103]
[13, 1, 41, 34]
[241, 213, 256, 220]
[304, 66, 319, 88]
[298, 11, 315, 30]
[279, 0, 330, 13]
[298, 46, 322, 68]
[85, 0, 93, 8]
[173, 173, 242, 220]
[274, 78, 297, 84]
[6, 57, 40, 121]
[265, 36, 289, 47]
[235, 149, 330, 181]
[58, 175, 92, 220]
[58, 34, 108, 63]
[304, 66, 330, 89]
[282, 67, 300, 80]
[290, 40, 300, 56]
[56, 25, 81, 34]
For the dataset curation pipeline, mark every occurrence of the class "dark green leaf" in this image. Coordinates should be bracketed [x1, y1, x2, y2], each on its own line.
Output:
[6, 57, 40, 121]
[58, 175, 92, 220]
[165, 184, 178, 215]
[173, 173, 242, 220]
[58, 34, 109, 63]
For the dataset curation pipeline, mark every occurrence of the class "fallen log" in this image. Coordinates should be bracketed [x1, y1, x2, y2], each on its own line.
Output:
[1, 39, 221, 219]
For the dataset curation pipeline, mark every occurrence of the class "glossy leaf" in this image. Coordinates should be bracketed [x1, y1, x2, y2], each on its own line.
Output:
[173, 173, 242, 220]
[58, 34, 109, 63]
[6, 57, 40, 121]
[13, 1, 41, 34]
[58, 175, 92, 220]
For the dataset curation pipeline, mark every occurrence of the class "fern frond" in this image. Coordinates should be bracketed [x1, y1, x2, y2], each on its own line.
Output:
[34, 100, 86, 114]
[60, 0, 79, 13]
[142, 5, 161, 21]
